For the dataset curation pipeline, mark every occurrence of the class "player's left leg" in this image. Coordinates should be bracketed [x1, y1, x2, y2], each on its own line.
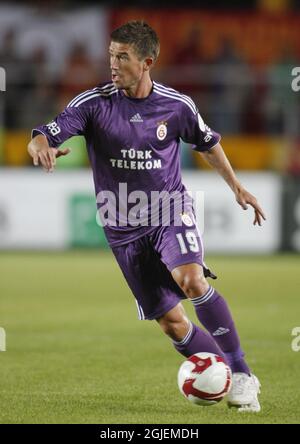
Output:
[151, 220, 261, 411]
[151, 220, 251, 375]
[171, 263, 251, 375]
[171, 263, 261, 411]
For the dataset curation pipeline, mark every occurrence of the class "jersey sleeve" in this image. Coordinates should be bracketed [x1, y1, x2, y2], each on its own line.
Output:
[31, 104, 89, 148]
[179, 99, 221, 152]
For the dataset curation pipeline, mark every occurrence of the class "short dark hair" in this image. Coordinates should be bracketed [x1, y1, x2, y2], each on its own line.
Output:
[110, 20, 160, 62]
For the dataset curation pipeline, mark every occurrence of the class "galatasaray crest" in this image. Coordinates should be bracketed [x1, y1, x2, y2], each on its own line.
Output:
[156, 121, 167, 141]
[181, 212, 194, 227]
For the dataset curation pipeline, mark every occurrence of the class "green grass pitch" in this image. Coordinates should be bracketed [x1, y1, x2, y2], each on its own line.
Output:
[0, 251, 299, 424]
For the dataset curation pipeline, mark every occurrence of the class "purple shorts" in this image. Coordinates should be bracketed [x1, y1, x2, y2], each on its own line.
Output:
[111, 216, 214, 321]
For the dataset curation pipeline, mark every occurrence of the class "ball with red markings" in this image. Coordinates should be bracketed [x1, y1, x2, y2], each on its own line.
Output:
[177, 352, 232, 406]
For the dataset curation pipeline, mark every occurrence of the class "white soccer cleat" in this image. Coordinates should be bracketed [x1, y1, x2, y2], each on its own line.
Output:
[227, 373, 261, 412]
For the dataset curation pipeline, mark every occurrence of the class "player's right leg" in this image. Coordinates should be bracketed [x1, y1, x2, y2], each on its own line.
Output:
[110, 234, 260, 412]
[155, 302, 227, 359]
[111, 236, 224, 357]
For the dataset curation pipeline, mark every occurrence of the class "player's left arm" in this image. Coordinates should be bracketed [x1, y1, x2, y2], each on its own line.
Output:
[178, 99, 266, 225]
[200, 142, 266, 226]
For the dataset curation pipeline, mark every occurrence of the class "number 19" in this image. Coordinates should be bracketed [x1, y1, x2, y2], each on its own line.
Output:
[176, 231, 200, 254]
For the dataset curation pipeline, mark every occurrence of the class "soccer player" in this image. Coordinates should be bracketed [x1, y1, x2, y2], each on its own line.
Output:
[28, 21, 266, 412]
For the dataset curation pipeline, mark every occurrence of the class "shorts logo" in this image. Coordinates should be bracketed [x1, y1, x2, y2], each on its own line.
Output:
[181, 212, 193, 227]
[157, 121, 167, 141]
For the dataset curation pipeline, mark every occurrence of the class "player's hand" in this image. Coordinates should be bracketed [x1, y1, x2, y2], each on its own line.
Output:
[235, 187, 266, 226]
[29, 145, 71, 172]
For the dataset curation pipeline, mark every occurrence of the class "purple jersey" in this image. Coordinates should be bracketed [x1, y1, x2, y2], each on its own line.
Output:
[32, 81, 221, 246]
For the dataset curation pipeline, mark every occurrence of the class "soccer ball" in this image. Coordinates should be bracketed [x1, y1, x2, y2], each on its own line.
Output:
[177, 352, 232, 406]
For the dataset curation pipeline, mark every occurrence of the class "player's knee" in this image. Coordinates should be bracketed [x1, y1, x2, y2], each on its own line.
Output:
[180, 273, 209, 299]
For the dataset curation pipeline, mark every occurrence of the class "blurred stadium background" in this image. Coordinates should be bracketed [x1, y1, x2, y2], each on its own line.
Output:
[0, 0, 300, 424]
[0, 0, 300, 251]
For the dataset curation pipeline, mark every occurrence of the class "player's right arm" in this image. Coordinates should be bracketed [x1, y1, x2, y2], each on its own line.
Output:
[28, 134, 70, 172]
[28, 100, 89, 172]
